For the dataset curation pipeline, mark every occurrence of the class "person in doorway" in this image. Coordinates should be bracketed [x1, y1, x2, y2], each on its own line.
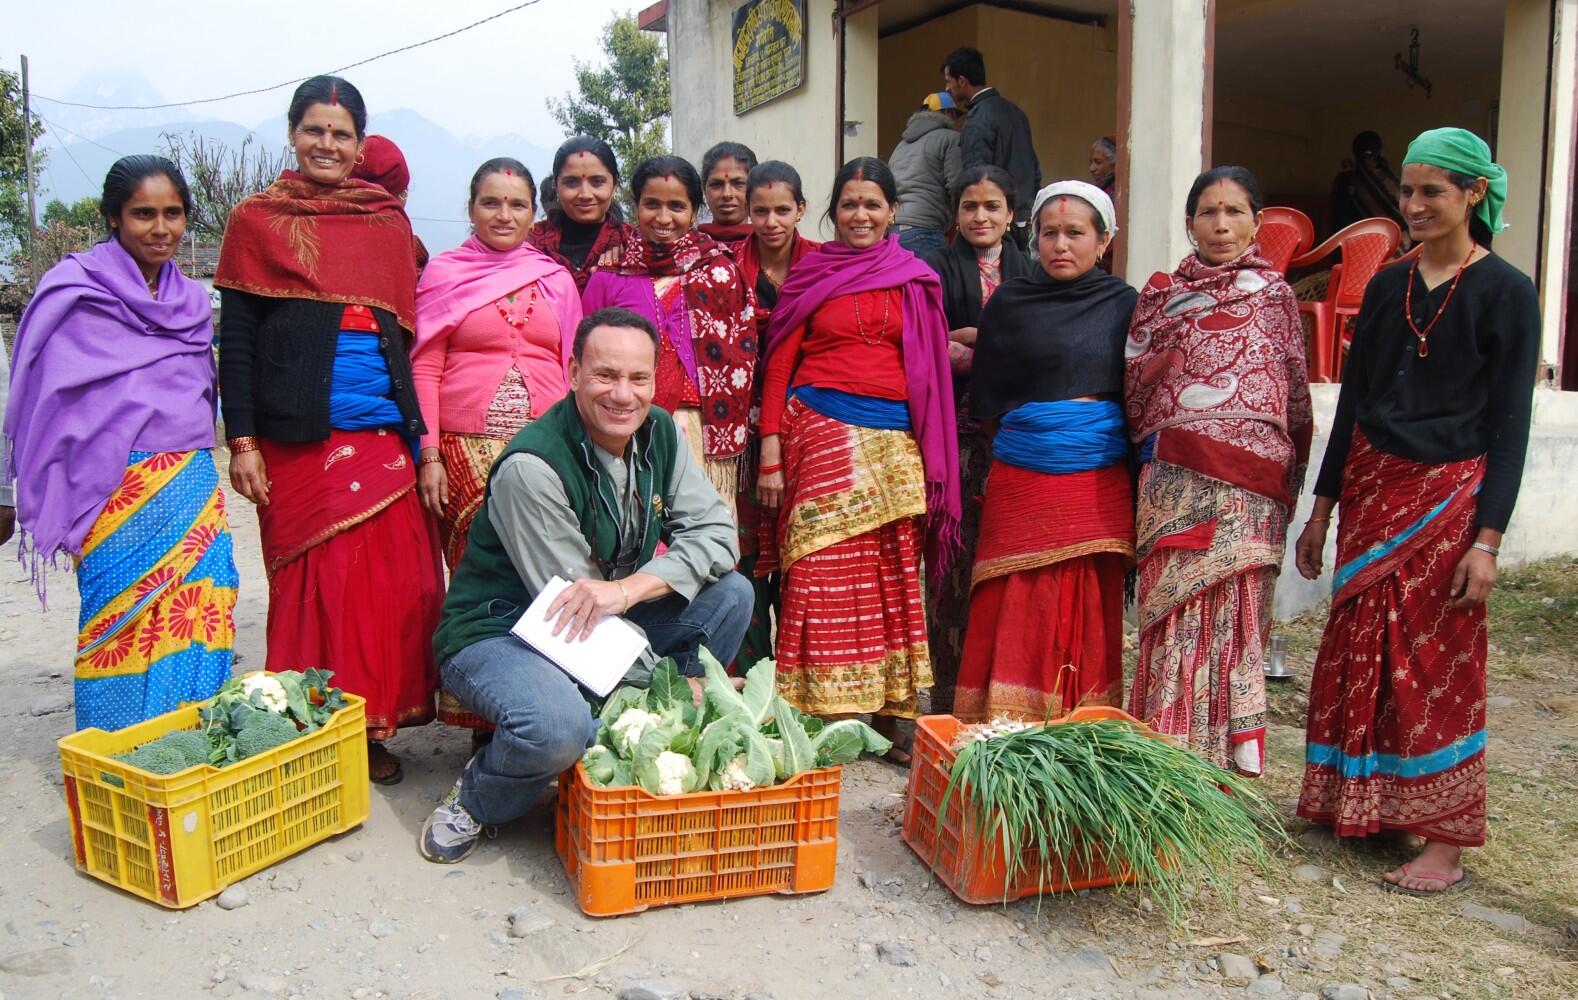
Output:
[1124, 165, 1312, 777]
[1295, 128, 1538, 897]
[941, 46, 1041, 246]
[733, 160, 822, 669]
[955, 180, 1137, 721]
[919, 164, 1030, 708]
[412, 157, 582, 735]
[5, 155, 238, 731]
[530, 137, 633, 293]
[1088, 136, 1117, 195]
[420, 307, 751, 863]
[889, 92, 963, 257]
[699, 141, 758, 243]
[581, 156, 757, 519]
[757, 157, 959, 760]
[216, 75, 444, 784]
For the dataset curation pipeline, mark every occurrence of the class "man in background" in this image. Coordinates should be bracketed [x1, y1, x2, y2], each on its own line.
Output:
[942, 47, 1041, 248]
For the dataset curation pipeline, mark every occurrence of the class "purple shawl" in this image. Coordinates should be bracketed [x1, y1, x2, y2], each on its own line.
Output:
[764, 235, 961, 567]
[3, 239, 218, 598]
[581, 270, 699, 386]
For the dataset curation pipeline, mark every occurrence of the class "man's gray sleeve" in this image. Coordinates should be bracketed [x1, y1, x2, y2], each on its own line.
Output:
[636, 443, 740, 601]
[487, 453, 601, 596]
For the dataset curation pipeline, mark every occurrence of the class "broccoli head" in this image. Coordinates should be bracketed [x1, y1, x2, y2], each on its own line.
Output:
[235, 712, 302, 760]
[153, 730, 215, 768]
[114, 743, 191, 776]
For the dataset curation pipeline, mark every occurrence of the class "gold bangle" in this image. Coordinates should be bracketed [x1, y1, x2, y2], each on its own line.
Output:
[616, 579, 630, 614]
[419, 453, 446, 466]
[227, 436, 259, 454]
[1306, 515, 1331, 524]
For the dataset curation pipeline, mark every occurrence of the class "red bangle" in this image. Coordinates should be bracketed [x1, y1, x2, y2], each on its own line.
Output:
[759, 462, 782, 475]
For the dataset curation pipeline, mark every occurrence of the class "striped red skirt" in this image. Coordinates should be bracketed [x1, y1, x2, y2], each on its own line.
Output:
[766, 398, 932, 717]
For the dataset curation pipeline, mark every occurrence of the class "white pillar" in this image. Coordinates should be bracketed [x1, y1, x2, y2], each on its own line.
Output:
[1123, 0, 1211, 284]
[1496, 0, 1549, 284]
[1539, 0, 1578, 377]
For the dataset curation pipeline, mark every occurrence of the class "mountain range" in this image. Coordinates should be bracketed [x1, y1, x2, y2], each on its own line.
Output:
[40, 104, 560, 253]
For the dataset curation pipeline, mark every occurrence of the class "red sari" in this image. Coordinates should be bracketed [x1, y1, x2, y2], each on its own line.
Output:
[1297, 432, 1488, 845]
[216, 173, 442, 738]
[954, 462, 1133, 721]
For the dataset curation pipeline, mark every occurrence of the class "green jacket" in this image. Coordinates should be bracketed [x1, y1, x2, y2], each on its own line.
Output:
[432, 398, 680, 668]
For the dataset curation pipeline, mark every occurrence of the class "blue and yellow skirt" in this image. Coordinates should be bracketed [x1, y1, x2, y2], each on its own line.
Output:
[74, 450, 238, 731]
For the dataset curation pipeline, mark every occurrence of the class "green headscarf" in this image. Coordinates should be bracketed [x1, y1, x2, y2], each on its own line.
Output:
[1401, 127, 1507, 234]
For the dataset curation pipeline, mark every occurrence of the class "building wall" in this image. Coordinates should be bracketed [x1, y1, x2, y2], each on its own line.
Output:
[668, 0, 878, 241]
[877, 8, 1119, 186]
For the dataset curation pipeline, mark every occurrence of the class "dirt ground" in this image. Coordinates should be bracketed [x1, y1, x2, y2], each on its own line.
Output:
[1, 473, 1575, 1000]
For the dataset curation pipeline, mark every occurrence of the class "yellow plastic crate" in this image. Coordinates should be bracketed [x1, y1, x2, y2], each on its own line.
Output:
[57, 691, 370, 908]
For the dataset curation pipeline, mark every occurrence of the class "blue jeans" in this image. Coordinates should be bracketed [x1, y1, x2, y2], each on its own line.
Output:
[898, 227, 946, 256]
[440, 571, 755, 824]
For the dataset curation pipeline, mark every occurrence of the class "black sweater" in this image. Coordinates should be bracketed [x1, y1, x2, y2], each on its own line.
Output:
[1313, 252, 1539, 532]
[218, 290, 426, 442]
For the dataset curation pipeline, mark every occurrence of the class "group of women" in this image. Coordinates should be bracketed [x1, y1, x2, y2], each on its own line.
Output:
[3, 69, 1538, 893]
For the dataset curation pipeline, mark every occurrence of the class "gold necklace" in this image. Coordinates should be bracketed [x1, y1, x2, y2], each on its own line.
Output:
[851, 290, 890, 346]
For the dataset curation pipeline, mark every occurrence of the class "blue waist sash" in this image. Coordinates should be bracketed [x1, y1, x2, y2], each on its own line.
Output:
[791, 385, 911, 431]
[992, 400, 1128, 475]
[330, 331, 405, 432]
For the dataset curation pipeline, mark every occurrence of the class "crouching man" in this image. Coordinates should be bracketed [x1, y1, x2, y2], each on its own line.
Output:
[420, 307, 753, 863]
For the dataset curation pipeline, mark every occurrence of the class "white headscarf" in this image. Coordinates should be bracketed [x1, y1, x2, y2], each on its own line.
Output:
[1029, 180, 1117, 240]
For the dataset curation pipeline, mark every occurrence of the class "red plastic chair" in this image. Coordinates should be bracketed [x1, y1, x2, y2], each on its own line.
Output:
[1290, 218, 1401, 381]
[1256, 207, 1314, 274]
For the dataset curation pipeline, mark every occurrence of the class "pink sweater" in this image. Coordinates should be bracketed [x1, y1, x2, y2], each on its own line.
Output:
[409, 282, 574, 450]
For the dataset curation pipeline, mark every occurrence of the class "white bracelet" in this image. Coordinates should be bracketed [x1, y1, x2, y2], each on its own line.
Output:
[1471, 541, 1500, 557]
[616, 579, 630, 613]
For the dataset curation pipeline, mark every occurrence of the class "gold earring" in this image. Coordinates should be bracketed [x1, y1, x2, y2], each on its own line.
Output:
[354, 152, 366, 165]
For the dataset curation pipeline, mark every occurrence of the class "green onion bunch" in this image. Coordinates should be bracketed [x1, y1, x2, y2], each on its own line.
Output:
[937, 719, 1286, 923]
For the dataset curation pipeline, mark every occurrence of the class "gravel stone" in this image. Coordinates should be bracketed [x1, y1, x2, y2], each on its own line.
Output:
[876, 941, 918, 967]
[1458, 901, 1535, 935]
[368, 918, 396, 939]
[1319, 986, 1368, 1000]
[1218, 953, 1260, 981]
[1312, 932, 1346, 959]
[1293, 864, 1331, 882]
[618, 983, 684, 1000]
[1247, 976, 1285, 995]
[238, 971, 287, 996]
[508, 905, 555, 938]
[216, 886, 250, 910]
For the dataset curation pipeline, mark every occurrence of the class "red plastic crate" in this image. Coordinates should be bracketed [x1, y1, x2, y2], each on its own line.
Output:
[555, 762, 842, 916]
[901, 708, 1146, 904]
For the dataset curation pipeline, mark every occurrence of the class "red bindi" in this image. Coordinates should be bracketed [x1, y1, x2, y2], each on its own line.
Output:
[504, 168, 513, 176]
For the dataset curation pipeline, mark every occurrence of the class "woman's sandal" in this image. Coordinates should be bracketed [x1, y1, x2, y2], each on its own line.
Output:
[1379, 863, 1472, 897]
[368, 742, 404, 786]
[871, 718, 915, 767]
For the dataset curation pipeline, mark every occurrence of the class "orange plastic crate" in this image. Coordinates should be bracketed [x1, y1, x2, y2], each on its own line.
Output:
[901, 707, 1147, 904]
[555, 761, 841, 916]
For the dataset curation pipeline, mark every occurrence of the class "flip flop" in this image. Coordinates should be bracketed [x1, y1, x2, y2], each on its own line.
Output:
[1380, 862, 1472, 897]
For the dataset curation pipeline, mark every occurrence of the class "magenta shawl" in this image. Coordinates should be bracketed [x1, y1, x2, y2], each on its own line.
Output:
[764, 235, 961, 566]
[3, 239, 218, 597]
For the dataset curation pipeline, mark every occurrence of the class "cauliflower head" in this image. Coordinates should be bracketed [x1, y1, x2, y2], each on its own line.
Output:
[240, 673, 290, 713]
[718, 755, 756, 791]
[655, 750, 695, 796]
[610, 707, 662, 756]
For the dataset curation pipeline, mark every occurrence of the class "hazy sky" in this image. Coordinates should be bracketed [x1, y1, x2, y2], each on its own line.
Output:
[5, 0, 630, 141]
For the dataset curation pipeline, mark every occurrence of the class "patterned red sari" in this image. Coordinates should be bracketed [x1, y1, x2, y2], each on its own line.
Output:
[1297, 432, 1488, 845]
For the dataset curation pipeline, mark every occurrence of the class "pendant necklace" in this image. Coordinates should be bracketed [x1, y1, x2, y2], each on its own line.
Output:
[852, 290, 890, 346]
[1405, 243, 1476, 358]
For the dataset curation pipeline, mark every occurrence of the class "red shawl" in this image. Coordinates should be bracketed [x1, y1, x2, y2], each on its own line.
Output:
[583, 229, 757, 459]
[1124, 249, 1314, 507]
[529, 217, 634, 293]
[215, 171, 418, 332]
[698, 221, 754, 244]
[733, 232, 821, 335]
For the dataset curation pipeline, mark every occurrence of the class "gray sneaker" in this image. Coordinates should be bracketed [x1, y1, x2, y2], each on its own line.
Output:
[419, 777, 483, 864]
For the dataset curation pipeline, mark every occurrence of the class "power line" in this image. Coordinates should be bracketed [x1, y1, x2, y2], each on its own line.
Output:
[35, 115, 96, 187]
[31, 0, 547, 112]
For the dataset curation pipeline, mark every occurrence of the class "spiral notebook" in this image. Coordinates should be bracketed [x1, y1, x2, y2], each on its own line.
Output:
[510, 576, 649, 697]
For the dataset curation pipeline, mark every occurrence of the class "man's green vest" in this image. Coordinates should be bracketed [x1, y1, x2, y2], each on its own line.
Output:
[432, 398, 680, 667]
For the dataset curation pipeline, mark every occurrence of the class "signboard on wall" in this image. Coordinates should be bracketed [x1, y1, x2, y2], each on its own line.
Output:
[731, 0, 807, 116]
